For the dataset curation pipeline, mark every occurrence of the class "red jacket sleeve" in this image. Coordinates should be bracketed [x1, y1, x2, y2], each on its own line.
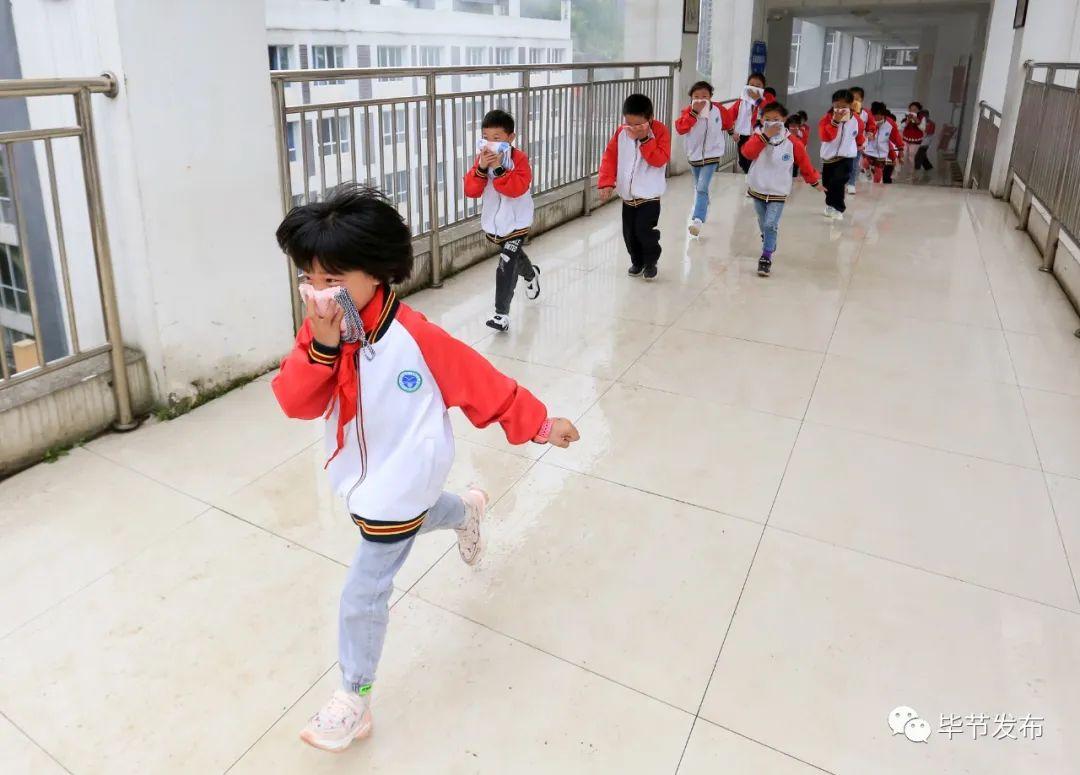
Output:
[864, 113, 878, 137]
[598, 127, 620, 189]
[271, 320, 337, 420]
[639, 121, 670, 168]
[889, 120, 903, 149]
[818, 113, 839, 142]
[463, 156, 487, 198]
[719, 101, 736, 131]
[855, 115, 866, 149]
[792, 137, 820, 185]
[397, 305, 547, 444]
[740, 133, 767, 161]
[491, 148, 531, 198]
[674, 105, 697, 135]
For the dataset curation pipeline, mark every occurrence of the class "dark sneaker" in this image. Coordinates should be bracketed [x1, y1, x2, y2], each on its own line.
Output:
[757, 256, 772, 277]
[643, 265, 658, 282]
[485, 314, 510, 332]
[524, 265, 541, 300]
[628, 265, 645, 278]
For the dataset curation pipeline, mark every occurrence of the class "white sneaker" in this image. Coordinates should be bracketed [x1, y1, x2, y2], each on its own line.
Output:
[845, 184, 856, 195]
[688, 218, 702, 237]
[524, 266, 541, 300]
[457, 487, 489, 566]
[823, 206, 836, 218]
[832, 210, 845, 222]
[299, 689, 372, 752]
[485, 314, 509, 333]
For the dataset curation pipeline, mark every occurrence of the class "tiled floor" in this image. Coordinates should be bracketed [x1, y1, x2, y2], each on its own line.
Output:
[3, 173, 1080, 774]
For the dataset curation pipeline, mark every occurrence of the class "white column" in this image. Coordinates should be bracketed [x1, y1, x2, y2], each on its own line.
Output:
[765, 14, 794, 101]
[11, 0, 292, 401]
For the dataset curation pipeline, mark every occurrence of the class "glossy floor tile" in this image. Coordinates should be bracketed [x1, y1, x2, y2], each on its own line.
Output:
[5, 174, 1080, 775]
[700, 529, 1080, 775]
[228, 595, 694, 775]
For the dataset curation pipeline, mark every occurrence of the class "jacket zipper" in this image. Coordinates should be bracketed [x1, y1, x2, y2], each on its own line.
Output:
[345, 348, 370, 505]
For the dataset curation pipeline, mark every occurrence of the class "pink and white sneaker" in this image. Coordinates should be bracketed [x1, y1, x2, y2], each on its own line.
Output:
[299, 689, 372, 752]
[457, 487, 489, 566]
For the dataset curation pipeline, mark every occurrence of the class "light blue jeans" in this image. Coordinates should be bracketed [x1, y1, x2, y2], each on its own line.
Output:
[690, 162, 718, 222]
[848, 151, 863, 186]
[339, 491, 465, 692]
[753, 198, 785, 256]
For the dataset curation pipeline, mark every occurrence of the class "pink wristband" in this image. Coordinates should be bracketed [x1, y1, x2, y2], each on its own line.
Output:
[534, 418, 554, 444]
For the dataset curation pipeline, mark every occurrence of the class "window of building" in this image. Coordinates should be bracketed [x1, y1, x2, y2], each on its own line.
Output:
[268, 45, 292, 71]
[0, 243, 29, 316]
[382, 107, 407, 145]
[466, 47, 487, 66]
[318, 116, 351, 157]
[419, 104, 444, 135]
[0, 155, 13, 225]
[418, 46, 442, 67]
[311, 45, 346, 85]
[377, 45, 406, 81]
[529, 47, 545, 64]
[495, 47, 514, 65]
[521, 0, 562, 20]
[882, 46, 918, 69]
[548, 48, 565, 64]
[453, 0, 509, 14]
[788, 33, 801, 89]
[382, 170, 409, 206]
[822, 30, 840, 83]
[286, 122, 298, 162]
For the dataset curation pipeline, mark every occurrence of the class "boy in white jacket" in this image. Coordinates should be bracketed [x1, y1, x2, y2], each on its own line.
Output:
[465, 109, 538, 333]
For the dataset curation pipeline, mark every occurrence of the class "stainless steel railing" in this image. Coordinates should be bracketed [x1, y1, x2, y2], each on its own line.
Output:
[270, 60, 689, 327]
[968, 101, 1000, 191]
[0, 74, 134, 428]
[1006, 62, 1080, 270]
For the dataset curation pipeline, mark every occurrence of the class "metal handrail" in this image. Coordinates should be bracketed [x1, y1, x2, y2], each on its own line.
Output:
[0, 73, 134, 428]
[270, 59, 688, 328]
[968, 101, 1001, 190]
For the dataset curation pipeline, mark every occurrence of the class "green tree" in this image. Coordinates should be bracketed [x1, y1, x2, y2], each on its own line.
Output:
[572, 0, 625, 62]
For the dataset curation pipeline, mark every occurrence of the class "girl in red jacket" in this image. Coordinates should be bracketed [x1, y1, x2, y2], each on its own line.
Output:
[675, 80, 733, 236]
[272, 185, 579, 753]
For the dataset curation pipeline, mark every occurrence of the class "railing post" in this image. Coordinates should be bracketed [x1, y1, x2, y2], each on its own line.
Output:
[271, 79, 304, 329]
[425, 72, 443, 288]
[665, 63, 676, 176]
[74, 81, 136, 431]
[582, 67, 595, 216]
[1017, 185, 1033, 231]
[520, 69, 531, 154]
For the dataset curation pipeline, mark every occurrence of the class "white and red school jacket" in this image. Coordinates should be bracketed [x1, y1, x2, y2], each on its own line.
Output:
[598, 119, 671, 203]
[742, 130, 820, 201]
[728, 88, 763, 138]
[675, 101, 732, 165]
[818, 110, 866, 161]
[272, 287, 547, 542]
[864, 117, 903, 160]
[920, 119, 937, 149]
[463, 147, 534, 243]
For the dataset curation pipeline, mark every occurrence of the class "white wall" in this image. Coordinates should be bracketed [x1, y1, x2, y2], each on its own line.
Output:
[795, 19, 825, 93]
[12, 0, 292, 401]
[708, 0, 756, 99]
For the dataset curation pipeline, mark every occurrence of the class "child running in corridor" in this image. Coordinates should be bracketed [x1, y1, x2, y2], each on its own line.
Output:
[675, 80, 732, 236]
[272, 184, 580, 753]
[599, 93, 671, 280]
[818, 88, 865, 221]
[464, 108, 538, 333]
[742, 101, 822, 276]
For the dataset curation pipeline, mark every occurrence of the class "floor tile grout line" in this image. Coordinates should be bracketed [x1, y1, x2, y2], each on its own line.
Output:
[410, 592, 697, 718]
[675, 187, 881, 774]
[0, 708, 76, 775]
[690, 717, 839, 775]
[965, 195, 1080, 609]
[764, 522, 1080, 616]
[221, 661, 339, 774]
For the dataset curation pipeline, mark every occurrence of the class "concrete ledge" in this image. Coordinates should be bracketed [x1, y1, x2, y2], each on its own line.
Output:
[0, 348, 153, 477]
[1054, 232, 1080, 324]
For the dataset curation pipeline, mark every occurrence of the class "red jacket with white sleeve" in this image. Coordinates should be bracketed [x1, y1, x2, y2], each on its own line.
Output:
[463, 146, 534, 242]
[598, 119, 671, 202]
[742, 130, 820, 201]
[864, 117, 903, 160]
[675, 101, 732, 165]
[272, 286, 547, 542]
[818, 110, 866, 161]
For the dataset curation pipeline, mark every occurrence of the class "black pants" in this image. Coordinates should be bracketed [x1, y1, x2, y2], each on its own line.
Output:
[737, 136, 752, 173]
[493, 235, 535, 315]
[822, 158, 854, 212]
[622, 200, 662, 269]
[914, 146, 933, 171]
[883, 163, 895, 184]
